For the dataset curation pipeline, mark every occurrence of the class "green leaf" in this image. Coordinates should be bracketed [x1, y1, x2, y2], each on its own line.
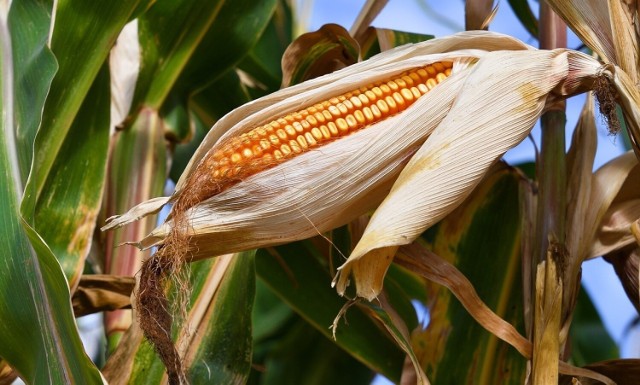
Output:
[187, 252, 256, 384]
[259, 320, 374, 385]
[0, 4, 102, 381]
[252, 279, 295, 343]
[25, 0, 148, 209]
[237, 0, 295, 96]
[418, 166, 527, 384]
[507, 0, 539, 38]
[174, 0, 278, 95]
[114, 253, 256, 384]
[570, 288, 619, 366]
[255, 243, 404, 382]
[135, 0, 275, 111]
[8, 0, 56, 183]
[33, 63, 110, 285]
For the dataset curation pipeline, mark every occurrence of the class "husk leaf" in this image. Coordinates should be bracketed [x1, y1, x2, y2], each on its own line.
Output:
[335, 49, 602, 299]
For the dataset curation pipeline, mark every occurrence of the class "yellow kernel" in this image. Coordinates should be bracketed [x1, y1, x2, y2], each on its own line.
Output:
[231, 153, 242, 163]
[380, 84, 391, 94]
[445, 68, 452, 76]
[417, 84, 429, 94]
[365, 90, 377, 101]
[354, 110, 366, 124]
[393, 92, 405, 104]
[436, 73, 447, 83]
[284, 115, 295, 123]
[285, 125, 296, 136]
[401, 88, 414, 102]
[311, 127, 323, 140]
[293, 122, 304, 133]
[305, 132, 317, 146]
[377, 99, 389, 115]
[359, 94, 370, 104]
[269, 134, 280, 145]
[401, 75, 414, 86]
[306, 115, 318, 126]
[411, 87, 421, 99]
[346, 115, 358, 128]
[433, 62, 445, 72]
[281, 144, 292, 155]
[337, 103, 349, 114]
[336, 118, 349, 132]
[426, 78, 437, 90]
[426, 65, 436, 76]
[274, 150, 283, 160]
[320, 125, 331, 139]
[385, 96, 398, 112]
[290, 140, 302, 153]
[363, 107, 374, 121]
[327, 122, 339, 136]
[371, 104, 382, 119]
[342, 99, 354, 110]
[322, 110, 333, 121]
[350, 96, 362, 108]
[372, 87, 384, 98]
[260, 139, 271, 150]
[296, 135, 308, 149]
[276, 129, 288, 140]
[242, 148, 253, 158]
[328, 105, 341, 117]
[387, 80, 399, 91]
[314, 112, 325, 123]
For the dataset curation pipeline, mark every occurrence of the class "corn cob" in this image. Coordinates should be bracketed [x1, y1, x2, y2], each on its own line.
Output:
[192, 61, 453, 201]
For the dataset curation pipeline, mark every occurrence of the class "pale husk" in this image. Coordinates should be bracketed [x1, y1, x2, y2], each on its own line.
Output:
[590, 157, 640, 257]
[104, 32, 533, 252]
[545, 0, 615, 63]
[335, 49, 602, 300]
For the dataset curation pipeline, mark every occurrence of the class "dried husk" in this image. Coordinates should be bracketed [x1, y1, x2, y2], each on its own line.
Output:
[590, 157, 640, 258]
[335, 49, 603, 300]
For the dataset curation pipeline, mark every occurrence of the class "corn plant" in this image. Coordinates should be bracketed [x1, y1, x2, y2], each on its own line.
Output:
[2, 0, 640, 384]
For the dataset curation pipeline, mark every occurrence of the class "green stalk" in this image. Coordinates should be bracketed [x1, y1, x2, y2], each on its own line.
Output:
[531, 2, 567, 384]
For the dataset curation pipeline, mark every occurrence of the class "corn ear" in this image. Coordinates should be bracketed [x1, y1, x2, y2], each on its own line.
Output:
[103, 32, 608, 302]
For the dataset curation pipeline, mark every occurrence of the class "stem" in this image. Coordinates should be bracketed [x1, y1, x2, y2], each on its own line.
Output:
[531, 3, 567, 384]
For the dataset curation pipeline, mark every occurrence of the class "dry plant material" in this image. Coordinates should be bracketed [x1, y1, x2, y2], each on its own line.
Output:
[137, 60, 454, 382]
[103, 30, 630, 381]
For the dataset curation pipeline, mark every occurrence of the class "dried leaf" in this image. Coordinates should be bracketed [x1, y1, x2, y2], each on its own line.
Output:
[560, 359, 640, 385]
[71, 275, 134, 317]
[280, 24, 359, 88]
[604, 246, 640, 314]
[350, 0, 389, 42]
[608, 0, 639, 82]
[545, 0, 615, 63]
[589, 153, 640, 258]
[465, 0, 497, 30]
